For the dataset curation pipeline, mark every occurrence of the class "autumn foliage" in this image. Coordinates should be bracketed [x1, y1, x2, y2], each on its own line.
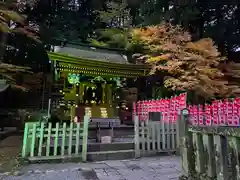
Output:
[131, 23, 233, 98]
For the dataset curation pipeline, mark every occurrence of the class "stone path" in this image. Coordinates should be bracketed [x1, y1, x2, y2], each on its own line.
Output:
[0, 156, 181, 180]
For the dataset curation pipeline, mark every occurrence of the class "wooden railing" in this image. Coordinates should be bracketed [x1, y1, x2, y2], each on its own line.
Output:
[134, 115, 179, 157]
[179, 111, 240, 180]
[21, 116, 89, 162]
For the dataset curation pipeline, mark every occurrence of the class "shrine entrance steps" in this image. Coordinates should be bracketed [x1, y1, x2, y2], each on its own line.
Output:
[87, 141, 135, 161]
[87, 118, 135, 161]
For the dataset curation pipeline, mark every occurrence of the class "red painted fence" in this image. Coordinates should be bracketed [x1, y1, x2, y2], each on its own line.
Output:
[188, 98, 240, 126]
[133, 93, 187, 122]
[133, 93, 240, 126]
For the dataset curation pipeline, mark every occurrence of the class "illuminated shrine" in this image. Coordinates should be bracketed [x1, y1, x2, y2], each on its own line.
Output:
[48, 43, 147, 121]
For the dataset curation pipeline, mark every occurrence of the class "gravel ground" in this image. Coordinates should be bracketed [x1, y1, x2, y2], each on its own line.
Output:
[0, 156, 181, 180]
[0, 136, 22, 173]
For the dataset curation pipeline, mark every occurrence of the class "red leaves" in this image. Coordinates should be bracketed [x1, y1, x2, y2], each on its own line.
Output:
[131, 22, 234, 98]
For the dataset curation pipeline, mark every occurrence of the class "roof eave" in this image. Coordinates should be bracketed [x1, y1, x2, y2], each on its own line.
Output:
[48, 52, 148, 70]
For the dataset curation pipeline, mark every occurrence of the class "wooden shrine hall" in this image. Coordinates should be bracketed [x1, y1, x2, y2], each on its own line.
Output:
[48, 42, 147, 121]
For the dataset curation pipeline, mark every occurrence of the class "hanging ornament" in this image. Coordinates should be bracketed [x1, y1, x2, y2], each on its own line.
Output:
[113, 77, 123, 87]
[68, 73, 80, 84]
[91, 76, 106, 83]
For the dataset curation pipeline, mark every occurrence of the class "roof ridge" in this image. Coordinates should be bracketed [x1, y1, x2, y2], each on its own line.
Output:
[53, 39, 126, 53]
[52, 45, 130, 64]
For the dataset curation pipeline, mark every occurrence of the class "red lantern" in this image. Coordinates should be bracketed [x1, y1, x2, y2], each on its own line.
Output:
[198, 105, 203, 125]
[205, 104, 212, 126]
[227, 101, 233, 126]
[212, 102, 219, 126]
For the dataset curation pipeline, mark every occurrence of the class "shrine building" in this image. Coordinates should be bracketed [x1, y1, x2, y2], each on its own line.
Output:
[48, 42, 147, 121]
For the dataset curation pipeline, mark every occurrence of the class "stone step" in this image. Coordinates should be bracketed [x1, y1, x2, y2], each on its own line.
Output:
[88, 129, 134, 139]
[87, 142, 134, 152]
[87, 149, 135, 161]
[28, 149, 135, 163]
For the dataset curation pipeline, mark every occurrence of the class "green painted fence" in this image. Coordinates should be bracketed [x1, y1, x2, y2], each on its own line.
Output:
[21, 116, 89, 162]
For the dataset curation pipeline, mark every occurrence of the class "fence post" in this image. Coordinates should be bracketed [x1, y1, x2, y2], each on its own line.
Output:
[179, 109, 195, 178]
[202, 133, 216, 178]
[231, 137, 240, 180]
[176, 113, 180, 154]
[192, 132, 204, 174]
[82, 115, 89, 162]
[30, 123, 37, 157]
[22, 123, 29, 157]
[214, 135, 228, 180]
[134, 115, 140, 158]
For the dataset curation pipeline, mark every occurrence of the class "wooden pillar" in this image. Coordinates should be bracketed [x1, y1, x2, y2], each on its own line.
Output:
[105, 84, 109, 104]
[105, 84, 108, 103]
[70, 105, 75, 121]
[86, 86, 89, 104]
[79, 83, 84, 103]
[73, 85, 78, 120]
[75, 85, 79, 104]
[108, 84, 112, 105]
[102, 83, 105, 104]
[63, 72, 66, 88]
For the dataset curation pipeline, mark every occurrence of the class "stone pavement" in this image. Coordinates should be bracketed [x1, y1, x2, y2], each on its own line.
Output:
[0, 156, 181, 180]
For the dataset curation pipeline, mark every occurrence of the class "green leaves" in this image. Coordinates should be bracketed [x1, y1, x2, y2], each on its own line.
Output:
[97, 0, 131, 28]
[0, 62, 32, 91]
[0, 22, 9, 33]
[0, 10, 25, 24]
[0, 9, 25, 33]
[88, 28, 129, 49]
[0, 0, 40, 91]
[0, 1, 39, 42]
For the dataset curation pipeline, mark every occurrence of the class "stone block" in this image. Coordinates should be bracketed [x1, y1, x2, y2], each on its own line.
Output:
[101, 136, 112, 144]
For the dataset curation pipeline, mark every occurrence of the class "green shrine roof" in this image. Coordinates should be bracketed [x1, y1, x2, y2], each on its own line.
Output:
[53, 43, 129, 64]
[48, 42, 148, 77]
